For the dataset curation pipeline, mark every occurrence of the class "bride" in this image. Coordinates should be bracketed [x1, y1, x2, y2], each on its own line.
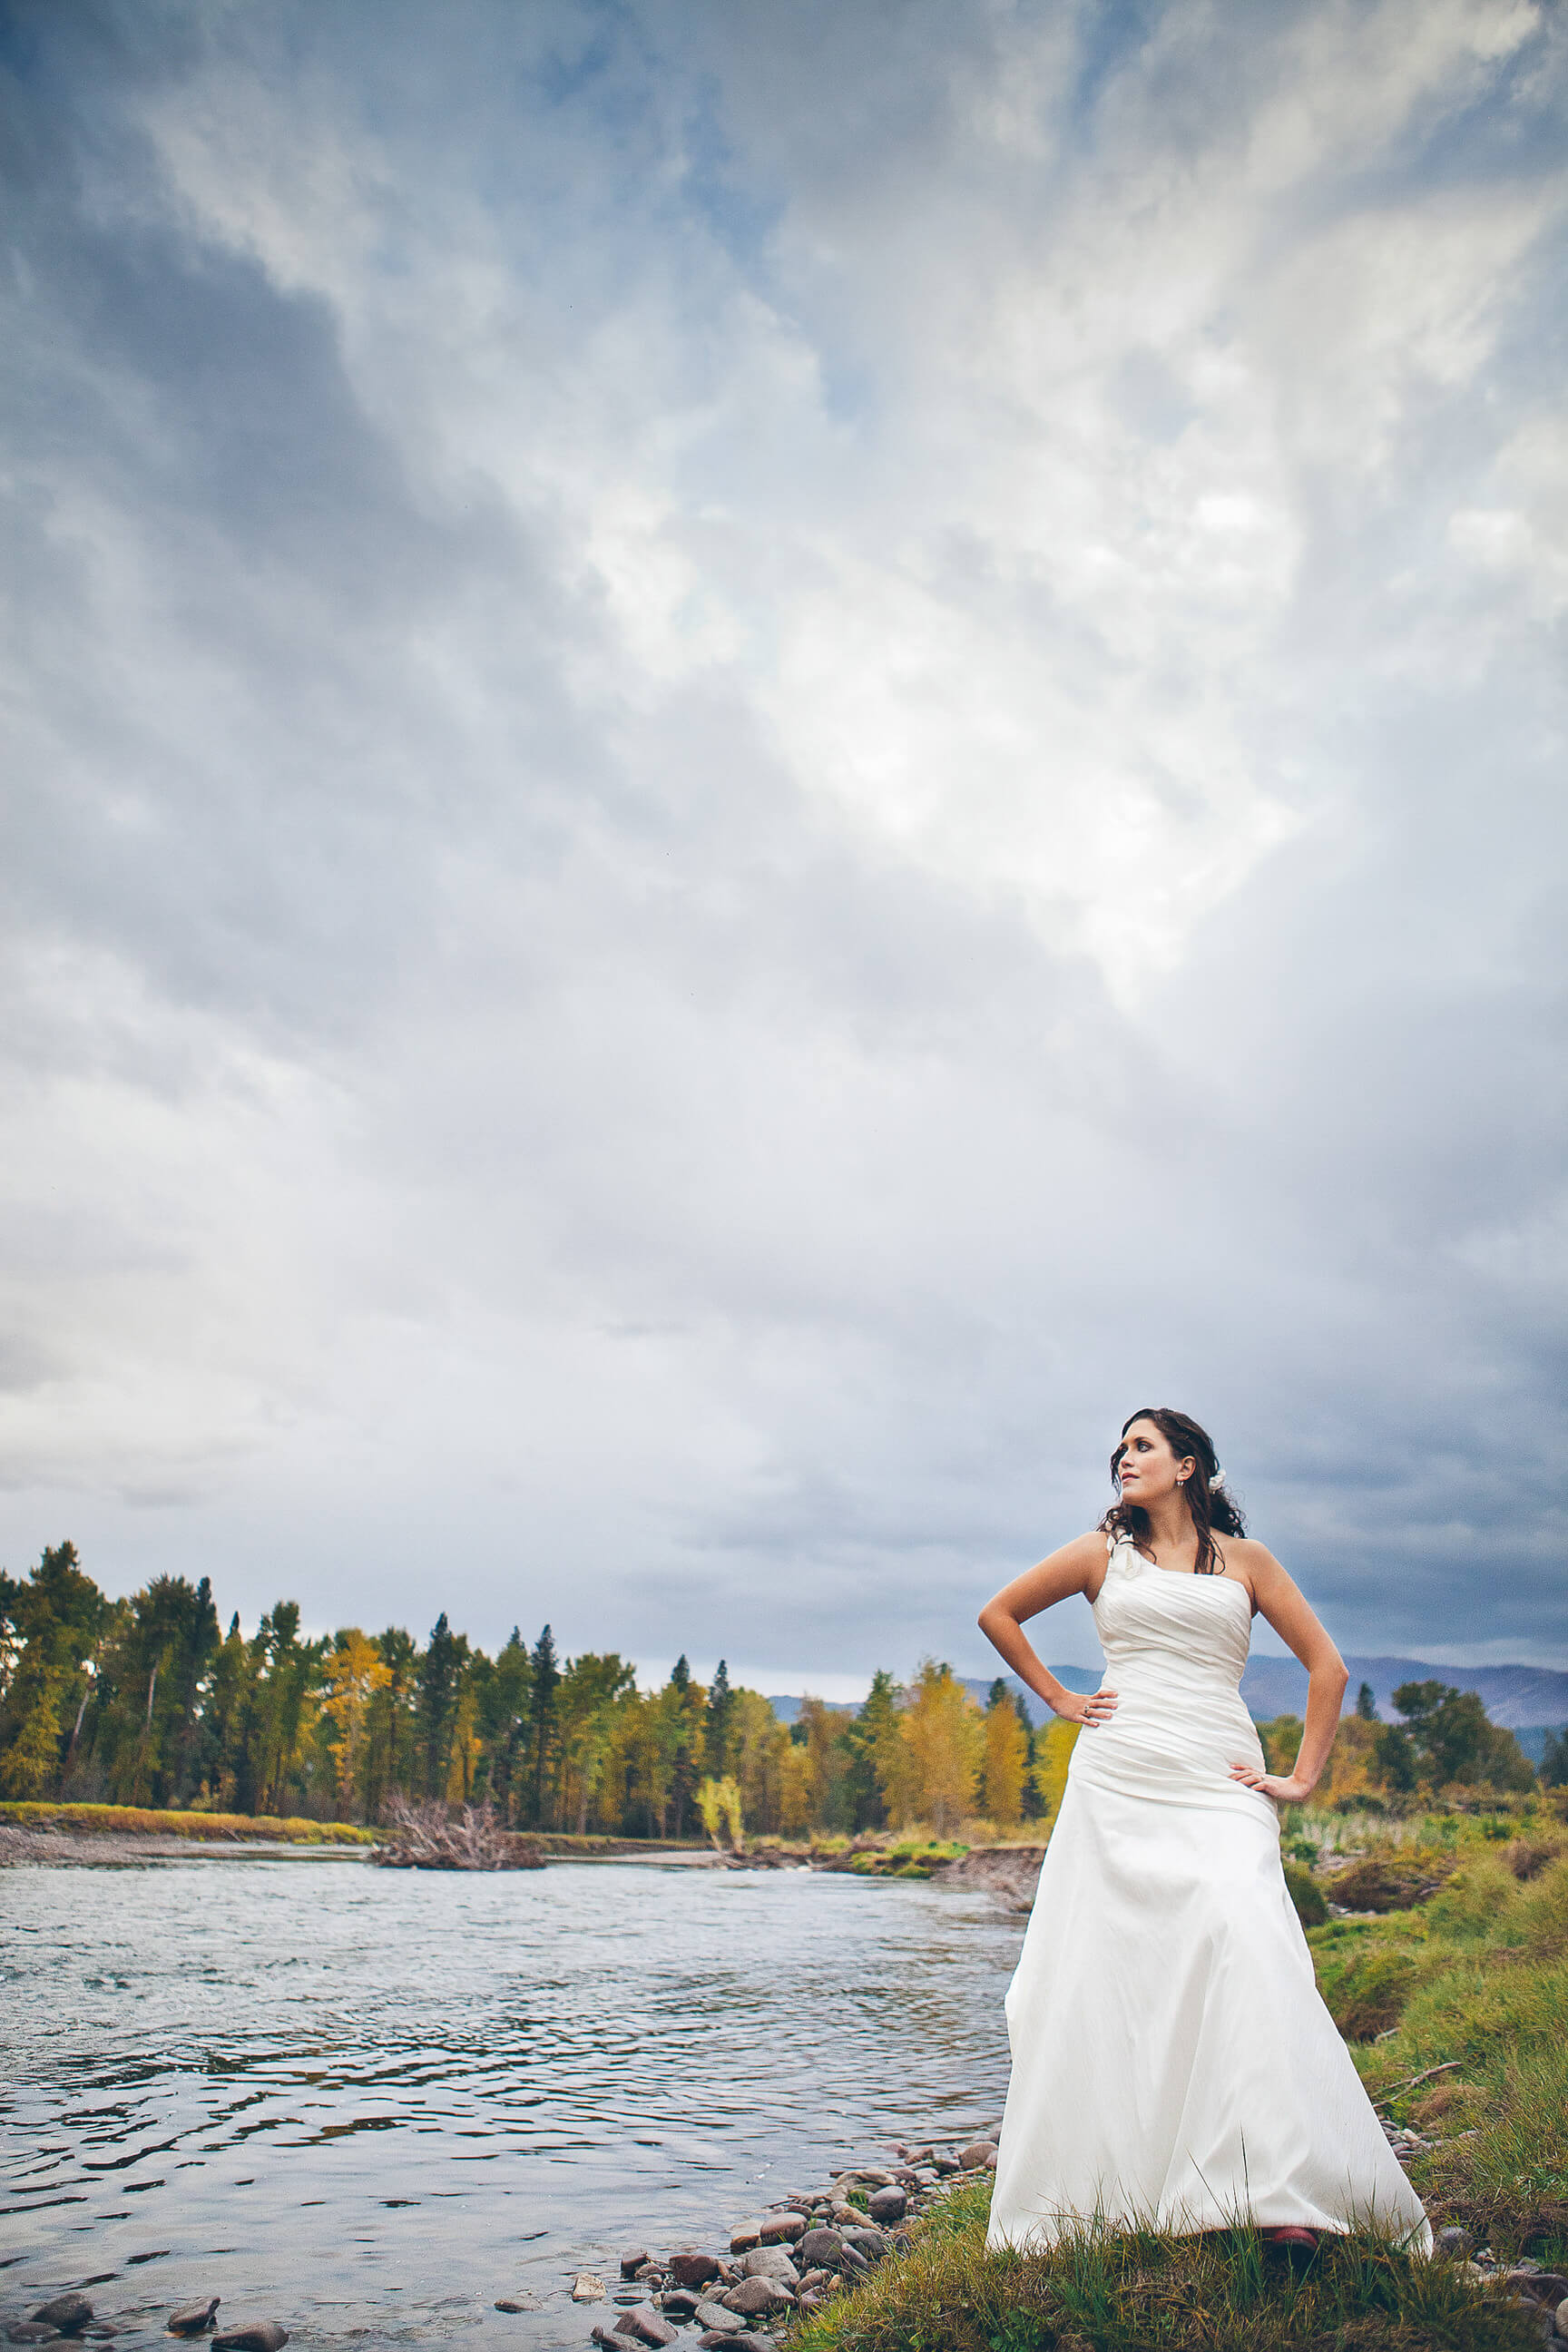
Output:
[977, 1406, 1429, 2251]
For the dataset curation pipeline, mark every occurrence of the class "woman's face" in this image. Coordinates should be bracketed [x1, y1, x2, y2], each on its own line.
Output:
[1114, 1417, 1195, 1504]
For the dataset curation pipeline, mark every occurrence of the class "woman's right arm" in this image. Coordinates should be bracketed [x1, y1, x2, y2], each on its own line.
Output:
[977, 1533, 1118, 1729]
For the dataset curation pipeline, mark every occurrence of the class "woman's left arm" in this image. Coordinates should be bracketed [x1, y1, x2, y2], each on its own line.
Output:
[1227, 1544, 1348, 1806]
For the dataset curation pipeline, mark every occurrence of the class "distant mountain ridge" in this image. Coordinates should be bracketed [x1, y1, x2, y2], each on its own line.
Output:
[768, 1658, 1568, 1736]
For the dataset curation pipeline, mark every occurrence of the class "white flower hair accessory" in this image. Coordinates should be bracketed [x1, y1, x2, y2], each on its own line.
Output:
[1209, 1464, 1224, 1486]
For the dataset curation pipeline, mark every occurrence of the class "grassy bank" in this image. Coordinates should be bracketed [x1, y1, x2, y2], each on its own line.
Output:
[0, 1799, 376, 1844]
[787, 2177, 1538, 2352]
[0, 1803, 720, 1854]
[789, 1818, 1568, 2350]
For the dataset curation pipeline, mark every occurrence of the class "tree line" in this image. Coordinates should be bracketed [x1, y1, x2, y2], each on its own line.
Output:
[0, 1545, 1555, 1834]
[0, 1543, 1063, 1835]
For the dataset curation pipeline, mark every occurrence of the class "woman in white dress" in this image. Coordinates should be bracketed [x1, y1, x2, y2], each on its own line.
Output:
[977, 1406, 1429, 2253]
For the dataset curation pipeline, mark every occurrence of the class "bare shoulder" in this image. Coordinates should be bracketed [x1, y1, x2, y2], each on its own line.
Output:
[1217, 1535, 1289, 1595]
[1223, 1535, 1284, 1572]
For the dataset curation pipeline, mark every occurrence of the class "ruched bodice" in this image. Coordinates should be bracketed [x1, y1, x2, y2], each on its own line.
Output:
[987, 1528, 1430, 2253]
[1073, 1534, 1272, 1818]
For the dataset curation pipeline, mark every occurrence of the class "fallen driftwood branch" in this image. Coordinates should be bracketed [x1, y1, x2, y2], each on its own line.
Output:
[1374, 2059, 1460, 2111]
[369, 1798, 544, 1871]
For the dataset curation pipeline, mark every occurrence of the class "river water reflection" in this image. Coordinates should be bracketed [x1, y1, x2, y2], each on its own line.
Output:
[2, 1857, 1020, 2349]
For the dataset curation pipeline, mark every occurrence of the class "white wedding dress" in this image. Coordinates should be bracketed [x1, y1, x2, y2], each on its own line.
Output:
[987, 1534, 1430, 2250]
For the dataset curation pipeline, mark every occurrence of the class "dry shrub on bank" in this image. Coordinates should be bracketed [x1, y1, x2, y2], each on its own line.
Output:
[786, 2178, 1534, 2352]
[369, 1797, 543, 1870]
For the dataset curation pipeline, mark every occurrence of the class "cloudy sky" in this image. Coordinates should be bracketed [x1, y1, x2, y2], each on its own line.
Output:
[2, 0, 1564, 1690]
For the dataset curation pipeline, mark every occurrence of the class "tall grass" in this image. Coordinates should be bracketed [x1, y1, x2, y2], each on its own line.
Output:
[786, 2178, 1537, 2352]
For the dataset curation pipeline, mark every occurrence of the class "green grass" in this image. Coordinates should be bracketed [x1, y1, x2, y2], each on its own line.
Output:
[1342, 1850, 1568, 2251]
[785, 2177, 1538, 2352]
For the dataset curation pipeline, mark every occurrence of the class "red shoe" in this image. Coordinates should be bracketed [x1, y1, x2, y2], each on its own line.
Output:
[1262, 2227, 1320, 2250]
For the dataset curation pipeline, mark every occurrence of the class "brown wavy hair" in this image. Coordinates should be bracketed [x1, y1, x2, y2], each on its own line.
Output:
[1100, 1406, 1246, 1575]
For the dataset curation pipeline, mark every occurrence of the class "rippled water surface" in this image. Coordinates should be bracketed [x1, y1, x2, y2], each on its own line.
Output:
[2, 1857, 1020, 2347]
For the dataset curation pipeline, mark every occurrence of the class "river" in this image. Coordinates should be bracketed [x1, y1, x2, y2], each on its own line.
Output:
[2, 1855, 1020, 2349]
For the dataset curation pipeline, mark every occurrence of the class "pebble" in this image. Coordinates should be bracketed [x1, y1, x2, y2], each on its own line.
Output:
[867, 2186, 906, 2226]
[722, 2278, 792, 2318]
[608, 2308, 677, 2348]
[211, 2326, 288, 2352]
[572, 2276, 607, 2305]
[493, 2302, 534, 2315]
[690, 2308, 741, 2337]
[737, 2252, 797, 2285]
[667, 2255, 721, 2291]
[31, 2306, 90, 2338]
[756, 2214, 804, 2248]
[166, 2303, 220, 2339]
[619, 2253, 651, 2282]
[589, 2328, 642, 2352]
[6, 2329, 60, 2346]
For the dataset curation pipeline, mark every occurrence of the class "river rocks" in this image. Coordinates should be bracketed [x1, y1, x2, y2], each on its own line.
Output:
[608, 2306, 677, 2347]
[797, 2229, 843, 2269]
[738, 2251, 797, 2285]
[866, 2186, 906, 2225]
[666, 2254, 721, 2290]
[756, 2214, 804, 2247]
[1556, 2300, 1568, 2340]
[722, 2278, 793, 2318]
[589, 2327, 642, 2352]
[841, 2227, 889, 2262]
[690, 2307, 741, 2337]
[493, 2302, 536, 2315]
[167, 2302, 220, 2338]
[573, 2276, 607, 2305]
[30, 2305, 90, 2337]
[1435, 2227, 1474, 2260]
[727, 2223, 760, 2255]
[619, 2252, 650, 2281]
[211, 2325, 288, 2352]
[6, 2326, 61, 2343]
[1504, 2270, 1568, 2307]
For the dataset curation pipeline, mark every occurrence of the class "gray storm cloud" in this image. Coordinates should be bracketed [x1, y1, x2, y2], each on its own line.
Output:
[0, 0, 1563, 1679]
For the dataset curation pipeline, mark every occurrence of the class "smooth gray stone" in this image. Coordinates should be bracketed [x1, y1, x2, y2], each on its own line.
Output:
[666, 2254, 721, 2291]
[737, 2252, 795, 2285]
[31, 2305, 91, 2337]
[211, 2324, 288, 2352]
[866, 2187, 906, 2226]
[6, 2328, 62, 2345]
[796, 2230, 842, 2270]
[608, 2307, 677, 2348]
[167, 2301, 220, 2337]
[840, 2227, 888, 2261]
[691, 2305, 740, 2337]
[722, 2280, 791, 2318]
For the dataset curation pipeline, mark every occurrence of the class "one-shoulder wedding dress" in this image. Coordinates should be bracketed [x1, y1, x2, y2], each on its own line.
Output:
[987, 1534, 1429, 2249]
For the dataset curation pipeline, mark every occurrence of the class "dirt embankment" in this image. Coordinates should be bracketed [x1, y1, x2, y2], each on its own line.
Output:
[926, 1846, 1044, 1910]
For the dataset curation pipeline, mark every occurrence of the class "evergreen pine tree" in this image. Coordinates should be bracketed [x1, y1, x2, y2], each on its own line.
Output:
[527, 1625, 560, 1828]
[704, 1659, 734, 1777]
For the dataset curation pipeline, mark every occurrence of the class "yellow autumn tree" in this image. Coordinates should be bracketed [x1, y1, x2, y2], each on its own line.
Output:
[979, 1692, 1028, 1829]
[882, 1661, 984, 1833]
[324, 1628, 392, 1816]
[1030, 1715, 1080, 1822]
